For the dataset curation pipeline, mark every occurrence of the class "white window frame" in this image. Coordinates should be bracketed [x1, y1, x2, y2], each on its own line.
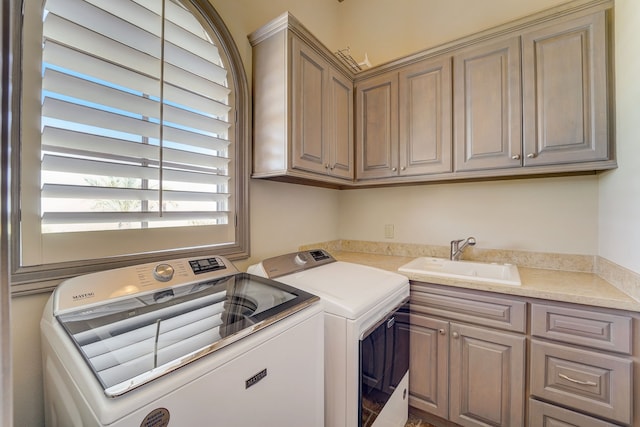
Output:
[11, 0, 249, 290]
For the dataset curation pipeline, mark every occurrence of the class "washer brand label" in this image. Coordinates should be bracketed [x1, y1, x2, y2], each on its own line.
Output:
[245, 368, 267, 389]
[72, 291, 95, 301]
[140, 407, 170, 427]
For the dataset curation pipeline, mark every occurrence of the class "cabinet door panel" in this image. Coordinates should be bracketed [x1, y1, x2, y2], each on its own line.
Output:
[291, 38, 327, 174]
[408, 314, 449, 419]
[522, 11, 609, 165]
[356, 73, 398, 179]
[328, 69, 354, 179]
[454, 37, 522, 172]
[399, 57, 452, 176]
[449, 322, 525, 427]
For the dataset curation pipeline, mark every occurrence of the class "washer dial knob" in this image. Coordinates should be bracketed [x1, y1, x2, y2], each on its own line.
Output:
[294, 254, 308, 266]
[153, 263, 175, 282]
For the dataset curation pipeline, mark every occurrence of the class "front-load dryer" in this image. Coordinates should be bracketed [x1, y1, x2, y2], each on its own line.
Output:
[249, 249, 410, 427]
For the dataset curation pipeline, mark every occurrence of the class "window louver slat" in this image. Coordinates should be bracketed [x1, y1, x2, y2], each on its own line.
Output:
[163, 103, 230, 136]
[163, 83, 230, 118]
[162, 126, 231, 152]
[42, 127, 160, 160]
[42, 211, 229, 225]
[42, 155, 229, 185]
[163, 63, 230, 102]
[42, 184, 230, 202]
[164, 42, 227, 84]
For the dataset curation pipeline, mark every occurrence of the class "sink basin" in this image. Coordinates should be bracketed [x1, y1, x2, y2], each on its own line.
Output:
[398, 257, 521, 286]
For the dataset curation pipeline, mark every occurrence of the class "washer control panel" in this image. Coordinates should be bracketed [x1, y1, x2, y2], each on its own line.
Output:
[260, 249, 336, 279]
[53, 255, 237, 313]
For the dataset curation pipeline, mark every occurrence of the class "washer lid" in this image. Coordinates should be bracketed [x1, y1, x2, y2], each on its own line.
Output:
[55, 272, 319, 397]
[274, 261, 408, 319]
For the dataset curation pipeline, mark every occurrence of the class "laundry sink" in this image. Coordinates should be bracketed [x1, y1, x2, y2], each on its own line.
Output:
[398, 257, 521, 286]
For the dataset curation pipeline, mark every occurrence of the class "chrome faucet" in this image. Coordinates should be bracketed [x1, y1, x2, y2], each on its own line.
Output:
[450, 237, 476, 261]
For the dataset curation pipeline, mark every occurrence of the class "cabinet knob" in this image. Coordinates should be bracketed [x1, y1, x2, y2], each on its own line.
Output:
[511, 154, 521, 160]
[391, 167, 397, 172]
[401, 166, 406, 171]
[526, 153, 537, 159]
[325, 164, 330, 169]
[452, 331, 460, 339]
[438, 328, 446, 335]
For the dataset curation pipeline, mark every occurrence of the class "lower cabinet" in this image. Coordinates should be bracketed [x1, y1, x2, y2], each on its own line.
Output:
[409, 283, 637, 427]
[529, 302, 633, 426]
[410, 283, 526, 426]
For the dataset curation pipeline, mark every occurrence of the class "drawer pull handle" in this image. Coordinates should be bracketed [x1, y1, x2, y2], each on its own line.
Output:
[558, 373, 597, 387]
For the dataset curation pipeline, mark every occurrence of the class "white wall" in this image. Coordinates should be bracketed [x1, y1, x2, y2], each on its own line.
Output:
[238, 179, 341, 270]
[339, 176, 599, 254]
[335, 0, 570, 66]
[598, 0, 640, 274]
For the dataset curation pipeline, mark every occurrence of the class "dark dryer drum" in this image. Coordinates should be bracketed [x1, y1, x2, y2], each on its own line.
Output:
[360, 299, 410, 427]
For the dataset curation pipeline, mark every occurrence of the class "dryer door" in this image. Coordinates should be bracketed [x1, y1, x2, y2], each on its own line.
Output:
[359, 298, 410, 426]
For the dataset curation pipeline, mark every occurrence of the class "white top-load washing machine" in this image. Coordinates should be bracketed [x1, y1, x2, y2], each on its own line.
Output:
[41, 255, 324, 427]
[248, 249, 410, 427]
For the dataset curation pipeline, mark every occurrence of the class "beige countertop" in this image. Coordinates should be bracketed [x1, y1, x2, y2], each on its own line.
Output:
[329, 250, 640, 312]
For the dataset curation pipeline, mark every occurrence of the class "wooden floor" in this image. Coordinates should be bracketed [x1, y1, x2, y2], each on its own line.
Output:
[405, 412, 438, 427]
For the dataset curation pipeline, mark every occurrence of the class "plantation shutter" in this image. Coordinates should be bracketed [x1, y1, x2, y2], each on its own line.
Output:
[41, 0, 232, 232]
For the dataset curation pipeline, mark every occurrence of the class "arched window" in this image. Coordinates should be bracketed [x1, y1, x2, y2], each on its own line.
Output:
[15, 0, 248, 284]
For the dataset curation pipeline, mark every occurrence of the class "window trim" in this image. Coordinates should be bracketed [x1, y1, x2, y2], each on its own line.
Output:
[10, 0, 250, 291]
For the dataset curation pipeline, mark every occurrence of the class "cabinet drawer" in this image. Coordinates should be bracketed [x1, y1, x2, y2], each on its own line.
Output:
[530, 340, 632, 425]
[529, 399, 623, 427]
[531, 303, 632, 354]
[410, 282, 526, 332]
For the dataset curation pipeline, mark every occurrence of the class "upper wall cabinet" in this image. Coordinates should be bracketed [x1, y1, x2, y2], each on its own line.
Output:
[355, 72, 398, 180]
[522, 11, 609, 166]
[250, 0, 615, 189]
[250, 13, 354, 187]
[356, 56, 453, 181]
[453, 37, 522, 172]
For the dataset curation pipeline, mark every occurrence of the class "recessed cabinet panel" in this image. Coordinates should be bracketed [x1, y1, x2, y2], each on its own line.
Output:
[399, 57, 453, 176]
[522, 11, 609, 165]
[328, 69, 354, 179]
[454, 37, 522, 171]
[356, 73, 398, 179]
[531, 303, 632, 354]
[449, 322, 525, 427]
[408, 314, 449, 419]
[292, 39, 326, 174]
[410, 282, 526, 332]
